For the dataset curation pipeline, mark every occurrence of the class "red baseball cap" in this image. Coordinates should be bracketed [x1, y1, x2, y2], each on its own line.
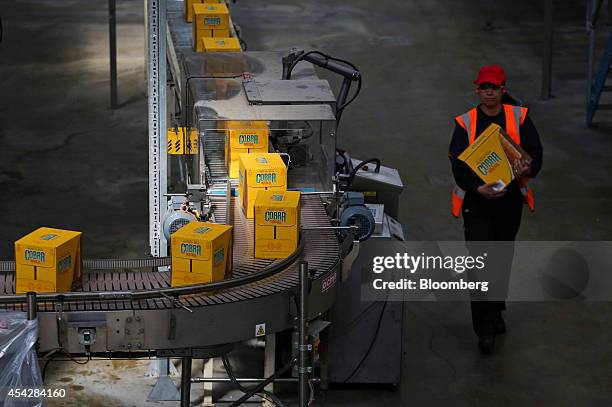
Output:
[474, 65, 506, 86]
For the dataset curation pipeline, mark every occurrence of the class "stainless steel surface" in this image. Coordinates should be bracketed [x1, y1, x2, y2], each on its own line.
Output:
[190, 77, 337, 191]
[182, 52, 319, 82]
[243, 80, 337, 105]
[27, 292, 36, 320]
[193, 93, 336, 122]
[350, 157, 404, 219]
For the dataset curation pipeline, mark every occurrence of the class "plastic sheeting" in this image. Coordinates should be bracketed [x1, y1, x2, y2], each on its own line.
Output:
[0, 312, 44, 407]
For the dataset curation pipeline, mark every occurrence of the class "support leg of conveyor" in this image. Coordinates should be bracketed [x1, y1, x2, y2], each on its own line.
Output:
[202, 358, 214, 406]
[146, 358, 180, 401]
[262, 333, 276, 407]
[181, 356, 193, 407]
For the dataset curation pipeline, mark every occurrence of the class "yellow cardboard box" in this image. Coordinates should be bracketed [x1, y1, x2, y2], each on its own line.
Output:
[15, 227, 82, 293]
[192, 3, 230, 51]
[458, 124, 515, 189]
[202, 37, 241, 52]
[167, 127, 198, 155]
[225, 121, 269, 178]
[254, 190, 300, 259]
[171, 222, 233, 287]
[193, 25, 231, 51]
[185, 0, 222, 22]
[193, 3, 229, 30]
[238, 153, 287, 218]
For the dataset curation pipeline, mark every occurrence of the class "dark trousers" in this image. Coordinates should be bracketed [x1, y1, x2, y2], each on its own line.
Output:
[463, 202, 522, 337]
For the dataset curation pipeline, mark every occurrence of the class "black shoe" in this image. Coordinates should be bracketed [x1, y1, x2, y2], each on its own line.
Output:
[478, 334, 495, 355]
[494, 316, 506, 335]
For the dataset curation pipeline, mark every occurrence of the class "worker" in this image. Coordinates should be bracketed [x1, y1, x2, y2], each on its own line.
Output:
[448, 65, 543, 355]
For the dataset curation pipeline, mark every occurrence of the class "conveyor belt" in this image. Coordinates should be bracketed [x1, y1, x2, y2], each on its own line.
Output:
[0, 196, 338, 313]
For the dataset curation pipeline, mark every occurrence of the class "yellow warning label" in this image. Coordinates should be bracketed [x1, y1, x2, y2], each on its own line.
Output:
[167, 127, 198, 155]
[255, 323, 266, 337]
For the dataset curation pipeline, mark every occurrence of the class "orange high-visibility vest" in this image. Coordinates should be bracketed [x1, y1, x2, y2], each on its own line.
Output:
[451, 104, 535, 218]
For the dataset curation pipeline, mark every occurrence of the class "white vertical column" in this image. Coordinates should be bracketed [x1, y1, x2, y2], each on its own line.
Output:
[148, 0, 168, 257]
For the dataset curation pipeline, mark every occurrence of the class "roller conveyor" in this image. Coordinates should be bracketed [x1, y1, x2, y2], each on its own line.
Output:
[0, 195, 338, 311]
[0, 196, 341, 352]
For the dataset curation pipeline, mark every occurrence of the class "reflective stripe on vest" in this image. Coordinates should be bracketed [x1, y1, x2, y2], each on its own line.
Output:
[456, 109, 478, 145]
[452, 104, 534, 217]
[451, 186, 465, 218]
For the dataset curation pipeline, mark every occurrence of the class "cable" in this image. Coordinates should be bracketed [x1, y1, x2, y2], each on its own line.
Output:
[321, 54, 362, 111]
[286, 50, 328, 79]
[41, 348, 91, 381]
[307, 378, 316, 406]
[221, 354, 287, 407]
[326, 301, 380, 342]
[347, 157, 380, 189]
[341, 300, 388, 383]
[41, 348, 61, 381]
[286, 50, 362, 113]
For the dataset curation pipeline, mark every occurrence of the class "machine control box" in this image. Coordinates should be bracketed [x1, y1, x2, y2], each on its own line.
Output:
[14, 227, 82, 294]
[254, 190, 300, 259]
[192, 3, 230, 51]
[170, 222, 233, 287]
[238, 153, 287, 218]
[225, 121, 269, 178]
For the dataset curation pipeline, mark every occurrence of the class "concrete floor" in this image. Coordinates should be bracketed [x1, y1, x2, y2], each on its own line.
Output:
[1, 0, 612, 405]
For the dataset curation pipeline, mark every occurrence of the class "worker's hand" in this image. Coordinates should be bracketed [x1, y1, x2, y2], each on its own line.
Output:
[477, 182, 506, 199]
[512, 159, 531, 178]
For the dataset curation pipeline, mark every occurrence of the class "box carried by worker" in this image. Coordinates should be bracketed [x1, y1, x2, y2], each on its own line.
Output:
[14, 227, 82, 293]
[170, 222, 233, 287]
[458, 123, 531, 190]
[192, 3, 230, 51]
[238, 153, 287, 218]
[254, 190, 300, 259]
[225, 121, 269, 178]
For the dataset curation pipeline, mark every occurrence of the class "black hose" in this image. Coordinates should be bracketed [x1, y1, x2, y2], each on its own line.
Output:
[0, 235, 305, 305]
[341, 300, 387, 383]
[347, 158, 381, 189]
[221, 355, 287, 407]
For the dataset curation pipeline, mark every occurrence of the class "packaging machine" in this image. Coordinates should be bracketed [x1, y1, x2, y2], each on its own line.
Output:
[0, 0, 404, 405]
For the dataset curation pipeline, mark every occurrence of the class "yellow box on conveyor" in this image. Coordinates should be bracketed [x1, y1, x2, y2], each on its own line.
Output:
[225, 121, 269, 178]
[185, 0, 222, 23]
[238, 153, 287, 218]
[192, 3, 230, 51]
[171, 222, 233, 287]
[254, 190, 300, 259]
[15, 227, 82, 293]
[202, 37, 241, 52]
